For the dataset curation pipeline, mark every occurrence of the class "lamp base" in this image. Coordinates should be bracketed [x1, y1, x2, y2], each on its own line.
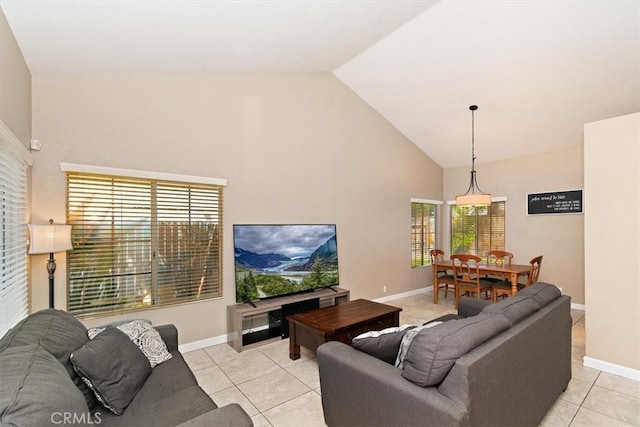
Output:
[47, 252, 56, 309]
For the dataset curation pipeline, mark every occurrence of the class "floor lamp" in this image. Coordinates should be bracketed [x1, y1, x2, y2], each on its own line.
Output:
[28, 219, 73, 309]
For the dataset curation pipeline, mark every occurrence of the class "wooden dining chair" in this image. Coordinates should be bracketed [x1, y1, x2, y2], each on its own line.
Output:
[451, 254, 494, 309]
[491, 255, 543, 302]
[484, 250, 514, 283]
[430, 249, 456, 304]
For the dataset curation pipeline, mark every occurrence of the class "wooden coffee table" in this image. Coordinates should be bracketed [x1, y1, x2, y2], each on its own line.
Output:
[286, 298, 402, 360]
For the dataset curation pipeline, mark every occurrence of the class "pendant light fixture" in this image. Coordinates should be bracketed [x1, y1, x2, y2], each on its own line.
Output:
[455, 105, 492, 206]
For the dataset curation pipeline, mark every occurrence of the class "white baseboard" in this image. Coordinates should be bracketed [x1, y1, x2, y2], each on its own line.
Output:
[179, 334, 228, 353]
[373, 286, 430, 304]
[583, 356, 640, 382]
[571, 303, 585, 311]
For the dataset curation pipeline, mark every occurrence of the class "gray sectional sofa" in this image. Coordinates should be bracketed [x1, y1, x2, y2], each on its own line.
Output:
[0, 309, 253, 426]
[318, 282, 572, 427]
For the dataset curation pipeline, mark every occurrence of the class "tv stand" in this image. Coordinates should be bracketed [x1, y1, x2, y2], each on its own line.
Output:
[227, 287, 350, 352]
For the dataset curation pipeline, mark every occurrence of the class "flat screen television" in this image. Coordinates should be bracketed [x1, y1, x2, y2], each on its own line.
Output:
[234, 224, 339, 303]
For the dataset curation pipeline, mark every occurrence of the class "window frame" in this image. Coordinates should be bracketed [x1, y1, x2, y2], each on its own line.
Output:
[62, 163, 226, 317]
[411, 198, 442, 267]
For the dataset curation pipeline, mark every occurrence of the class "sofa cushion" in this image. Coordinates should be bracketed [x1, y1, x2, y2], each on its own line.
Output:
[481, 294, 539, 325]
[71, 328, 151, 415]
[99, 385, 217, 426]
[0, 344, 89, 425]
[352, 325, 415, 364]
[0, 308, 97, 410]
[423, 314, 464, 324]
[395, 321, 443, 368]
[89, 319, 172, 368]
[518, 282, 561, 308]
[401, 312, 511, 386]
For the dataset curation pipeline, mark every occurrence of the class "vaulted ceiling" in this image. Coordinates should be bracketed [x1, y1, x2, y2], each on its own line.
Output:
[1, 0, 638, 168]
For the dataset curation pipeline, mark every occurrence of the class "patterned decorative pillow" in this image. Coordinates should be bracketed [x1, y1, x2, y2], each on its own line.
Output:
[352, 325, 415, 364]
[88, 319, 172, 368]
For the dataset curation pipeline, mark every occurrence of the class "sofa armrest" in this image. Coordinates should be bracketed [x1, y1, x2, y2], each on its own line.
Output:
[317, 341, 466, 426]
[155, 324, 178, 352]
[175, 404, 253, 427]
[457, 297, 491, 318]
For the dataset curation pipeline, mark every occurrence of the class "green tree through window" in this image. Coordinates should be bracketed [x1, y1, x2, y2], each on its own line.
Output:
[450, 201, 505, 256]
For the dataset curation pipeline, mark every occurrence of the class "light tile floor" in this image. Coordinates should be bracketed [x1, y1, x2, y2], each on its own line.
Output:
[184, 293, 640, 427]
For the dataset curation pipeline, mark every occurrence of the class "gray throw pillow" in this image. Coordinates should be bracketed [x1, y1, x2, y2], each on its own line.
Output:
[71, 327, 152, 415]
[0, 344, 90, 425]
[395, 321, 443, 368]
[482, 294, 539, 325]
[88, 319, 172, 368]
[351, 325, 415, 364]
[518, 282, 561, 308]
[401, 312, 510, 386]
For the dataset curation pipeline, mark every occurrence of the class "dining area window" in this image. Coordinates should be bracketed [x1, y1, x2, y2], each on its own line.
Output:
[450, 201, 505, 256]
[411, 199, 439, 267]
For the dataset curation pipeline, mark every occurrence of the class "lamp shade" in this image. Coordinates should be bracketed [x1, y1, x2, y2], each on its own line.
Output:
[27, 223, 73, 254]
[455, 193, 493, 207]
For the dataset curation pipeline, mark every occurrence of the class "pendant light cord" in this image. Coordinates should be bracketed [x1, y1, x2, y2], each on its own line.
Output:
[470, 105, 477, 174]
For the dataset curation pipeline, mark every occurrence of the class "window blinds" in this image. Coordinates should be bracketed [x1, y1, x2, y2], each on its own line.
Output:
[66, 171, 223, 315]
[450, 201, 505, 256]
[411, 202, 437, 267]
[0, 123, 31, 337]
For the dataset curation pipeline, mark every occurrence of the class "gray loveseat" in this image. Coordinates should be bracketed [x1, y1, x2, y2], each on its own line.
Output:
[0, 309, 252, 426]
[318, 282, 571, 427]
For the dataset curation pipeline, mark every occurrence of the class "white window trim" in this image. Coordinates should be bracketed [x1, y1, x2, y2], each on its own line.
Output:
[60, 162, 227, 187]
[1, 123, 33, 166]
[411, 198, 444, 205]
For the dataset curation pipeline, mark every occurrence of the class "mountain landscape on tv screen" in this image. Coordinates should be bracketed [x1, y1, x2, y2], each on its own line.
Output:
[234, 226, 339, 302]
[235, 234, 337, 272]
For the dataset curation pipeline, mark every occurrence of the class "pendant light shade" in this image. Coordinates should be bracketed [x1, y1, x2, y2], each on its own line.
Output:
[456, 105, 492, 206]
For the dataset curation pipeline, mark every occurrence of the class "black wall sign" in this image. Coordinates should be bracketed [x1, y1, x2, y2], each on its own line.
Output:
[527, 190, 583, 215]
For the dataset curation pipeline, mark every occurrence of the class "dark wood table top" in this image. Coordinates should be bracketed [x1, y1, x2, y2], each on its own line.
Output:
[433, 260, 531, 275]
[287, 298, 402, 332]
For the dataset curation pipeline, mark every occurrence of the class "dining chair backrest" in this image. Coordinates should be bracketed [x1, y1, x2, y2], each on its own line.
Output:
[429, 249, 446, 264]
[450, 254, 482, 282]
[486, 250, 513, 267]
[526, 255, 543, 286]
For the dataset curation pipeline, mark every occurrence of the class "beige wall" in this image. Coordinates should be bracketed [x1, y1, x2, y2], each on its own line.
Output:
[31, 73, 443, 343]
[0, 7, 31, 147]
[444, 145, 585, 304]
[584, 112, 640, 374]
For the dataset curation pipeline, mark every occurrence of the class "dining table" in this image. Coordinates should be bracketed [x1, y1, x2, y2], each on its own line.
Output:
[432, 259, 532, 300]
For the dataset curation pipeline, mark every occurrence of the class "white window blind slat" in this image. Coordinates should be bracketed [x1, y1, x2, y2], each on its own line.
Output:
[0, 122, 30, 337]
